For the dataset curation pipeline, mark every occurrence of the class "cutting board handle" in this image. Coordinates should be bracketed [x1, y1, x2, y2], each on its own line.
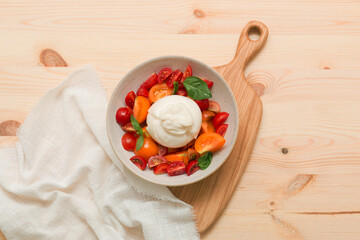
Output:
[226, 20, 268, 80]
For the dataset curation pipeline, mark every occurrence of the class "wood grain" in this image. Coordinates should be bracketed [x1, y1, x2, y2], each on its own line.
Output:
[170, 21, 268, 232]
[1, 0, 360, 239]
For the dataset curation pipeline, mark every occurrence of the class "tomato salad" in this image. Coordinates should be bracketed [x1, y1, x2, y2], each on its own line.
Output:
[115, 65, 229, 176]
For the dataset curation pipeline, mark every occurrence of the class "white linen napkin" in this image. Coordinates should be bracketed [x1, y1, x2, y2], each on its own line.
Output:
[0, 65, 199, 240]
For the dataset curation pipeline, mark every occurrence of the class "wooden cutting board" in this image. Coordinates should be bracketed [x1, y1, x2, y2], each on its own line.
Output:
[169, 20, 268, 233]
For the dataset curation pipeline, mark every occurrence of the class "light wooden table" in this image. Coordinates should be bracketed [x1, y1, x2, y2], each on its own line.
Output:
[1, 1, 360, 239]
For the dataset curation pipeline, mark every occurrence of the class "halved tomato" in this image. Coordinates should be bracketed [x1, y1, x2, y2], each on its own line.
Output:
[208, 101, 220, 113]
[177, 86, 187, 96]
[130, 156, 147, 170]
[215, 124, 228, 137]
[167, 161, 186, 176]
[213, 112, 229, 129]
[148, 155, 167, 168]
[194, 99, 209, 111]
[136, 86, 149, 98]
[201, 110, 215, 133]
[133, 96, 150, 124]
[202, 110, 215, 121]
[125, 91, 136, 108]
[166, 70, 183, 88]
[158, 68, 173, 83]
[153, 163, 168, 175]
[134, 137, 159, 161]
[121, 122, 136, 133]
[203, 79, 214, 89]
[194, 132, 226, 154]
[180, 65, 192, 83]
[164, 150, 189, 166]
[141, 73, 158, 90]
[148, 83, 172, 103]
[186, 161, 200, 176]
[188, 148, 199, 161]
[158, 145, 168, 156]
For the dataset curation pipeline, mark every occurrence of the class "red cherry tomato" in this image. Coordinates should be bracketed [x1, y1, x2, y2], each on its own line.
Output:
[153, 163, 168, 175]
[186, 161, 200, 176]
[213, 112, 229, 129]
[158, 145, 168, 156]
[203, 79, 213, 89]
[125, 91, 136, 108]
[148, 155, 167, 168]
[158, 68, 173, 83]
[181, 65, 192, 82]
[141, 73, 158, 90]
[166, 70, 183, 88]
[121, 133, 137, 151]
[194, 99, 209, 111]
[215, 124, 228, 137]
[167, 161, 186, 176]
[136, 86, 149, 98]
[177, 86, 187, 96]
[130, 156, 147, 170]
[116, 107, 132, 125]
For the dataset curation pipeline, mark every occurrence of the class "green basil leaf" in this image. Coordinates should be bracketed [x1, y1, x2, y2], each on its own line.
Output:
[172, 81, 179, 95]
[130, 115, 143, 136]
[183, 77, 212, 100]
[197, 151, 213, 170]
[136, 135, 144, 151]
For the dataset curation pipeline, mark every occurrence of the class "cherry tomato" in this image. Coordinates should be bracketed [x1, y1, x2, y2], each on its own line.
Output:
[130, 156, 147, 170]
[188, 148, 199, 161]
[148, 155, 167, 168]
[194, 99, 209, 111]
[134, 137, 159, 161]
[158, 145, 168, 156]
[121, 122, 136, 133]
[141, 73, 158, 90]
[203, 79, 214, 89]
[213, 112, 229, 129]
[133, 96, 151, 124]
[164, 151, 189, 166]
[136, 86, 149, 98]
[177, 87, 187, 96]
[153, 163, 168, 175]
[158, 68, 173, 83]
[115, 107, 132, 126]
[208, 101, 220, 113]
[195, 132, 226, 154]
[148, 83, 172, 103]
[125, 91, 136, 108]
[215, 124, 228, 137]
[181, 65, 192, 82]
[122, 133, 137, 151]
[186, 161, 200, 176]
[167, 161, 186, 176]
[166, 70, 183, 88]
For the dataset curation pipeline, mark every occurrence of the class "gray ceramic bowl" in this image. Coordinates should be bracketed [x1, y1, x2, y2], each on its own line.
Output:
[106, 56, 239, 186]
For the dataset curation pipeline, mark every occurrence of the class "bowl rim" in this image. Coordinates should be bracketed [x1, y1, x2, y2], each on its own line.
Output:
[106, 55, 239, 186]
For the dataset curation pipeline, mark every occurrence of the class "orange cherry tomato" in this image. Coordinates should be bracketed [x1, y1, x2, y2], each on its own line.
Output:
[188, 148, 200, 161]
[164, 150, 189, 166]
[133, 96, 150, 124]
[134, 137, 159, 161]
[195, 132, 226, 154]
[148, 83, 172, 103]
[201, 110, 215, 133]
[201, 121, 215, 134]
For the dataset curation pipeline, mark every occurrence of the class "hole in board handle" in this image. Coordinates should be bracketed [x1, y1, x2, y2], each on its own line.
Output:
[248, 26, 261, 41]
